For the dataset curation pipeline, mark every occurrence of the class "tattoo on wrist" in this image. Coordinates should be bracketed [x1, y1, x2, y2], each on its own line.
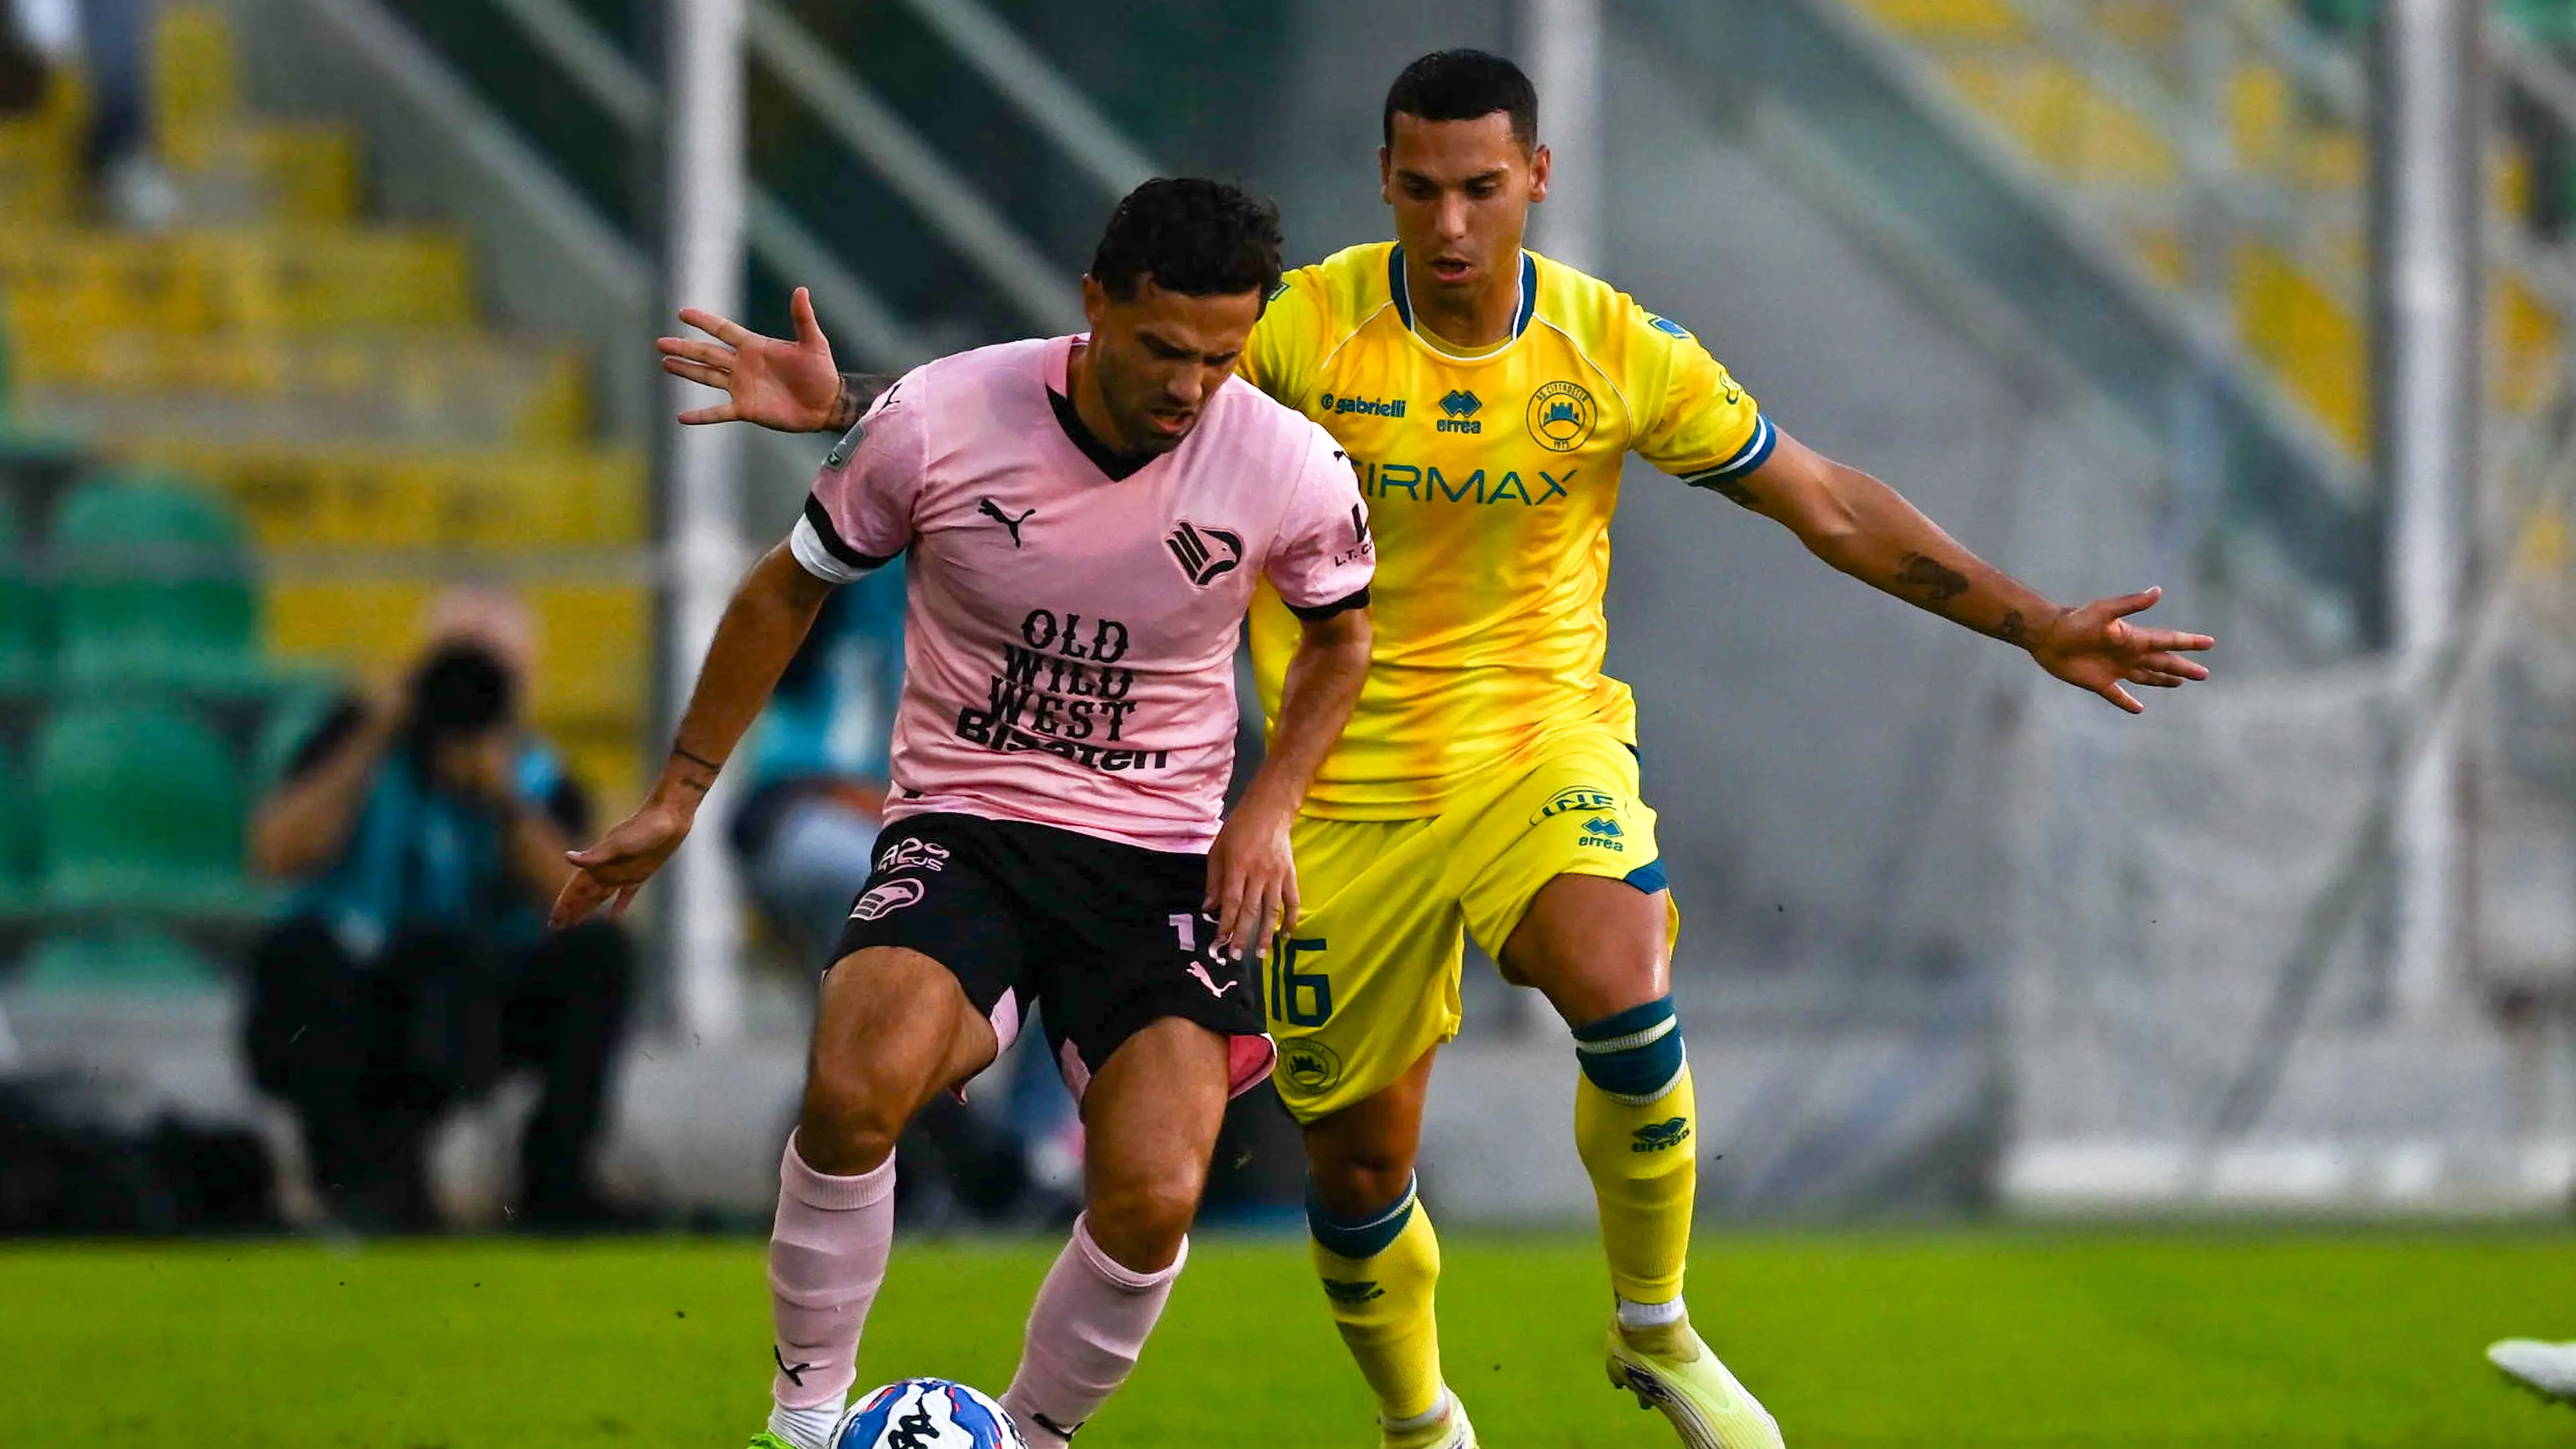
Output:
[1895, 552, 1970, 606]
[826, 372, 897, 433]
[672, 745, 724, 777]
[1996, 610, 2030, 647]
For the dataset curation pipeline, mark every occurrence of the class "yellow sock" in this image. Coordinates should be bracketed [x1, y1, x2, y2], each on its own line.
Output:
[1572, 998, 1697, 1307]
[1309, 1179, 1446, 1422]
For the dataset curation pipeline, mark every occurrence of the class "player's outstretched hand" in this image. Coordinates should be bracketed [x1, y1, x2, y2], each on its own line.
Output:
[550, 798, 695, 929]
[2027, 586, 2215, 714]
[1207, 797, 1299, 963]
[657, 285, 841, 431]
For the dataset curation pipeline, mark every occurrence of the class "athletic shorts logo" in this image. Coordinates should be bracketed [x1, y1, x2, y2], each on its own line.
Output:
[875, 837, 951, 874]
[1631, 1116, 1693, 1152]
[1526, 380, 1599, 453]
[1532, 787, 1620, 824]
[849, 879, 926, 921]
[1278, 1038, 1344, 1096]
[1187, 962, 1241, 999]
[1166, 520, 1244, 586]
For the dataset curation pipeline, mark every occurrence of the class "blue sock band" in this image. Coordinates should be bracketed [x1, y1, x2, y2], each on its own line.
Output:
[1573, 994, 1686, 1104]
[1306, 1174, 1418, 1260]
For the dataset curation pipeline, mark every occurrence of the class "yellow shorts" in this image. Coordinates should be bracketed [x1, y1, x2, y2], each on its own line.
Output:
[1267, 729, 1680, 1122]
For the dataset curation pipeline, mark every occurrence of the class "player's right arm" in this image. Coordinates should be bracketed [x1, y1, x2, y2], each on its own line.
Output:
[550, 378, 926, 926]
[657, 284, 898, 433]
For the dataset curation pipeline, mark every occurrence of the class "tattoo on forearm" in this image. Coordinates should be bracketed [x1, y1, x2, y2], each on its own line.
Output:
[671, 746, 724, 786]
[826, 372, 898, 432]
[1895, 552, 1970, 606]
[1709, 476, 1761, 510]
[1996, 610, 2029, 646]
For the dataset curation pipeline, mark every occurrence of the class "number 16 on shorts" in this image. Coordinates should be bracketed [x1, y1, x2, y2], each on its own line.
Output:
[1269, 936, 1332, 1027]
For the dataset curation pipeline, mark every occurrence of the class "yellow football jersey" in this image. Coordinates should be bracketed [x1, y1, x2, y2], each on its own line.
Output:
[1241, 241, 1772, 818]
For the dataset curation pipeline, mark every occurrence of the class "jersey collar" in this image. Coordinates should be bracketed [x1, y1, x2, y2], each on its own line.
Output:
[1387, 245, 1538, 358]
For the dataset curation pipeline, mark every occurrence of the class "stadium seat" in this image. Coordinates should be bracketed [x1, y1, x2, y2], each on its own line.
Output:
[49, 469, 262, 688]
[34, 697, 253, 914]
[17, 924, 223, 992]
[0, 733, 32, 912]
[0, 492, 43, 685]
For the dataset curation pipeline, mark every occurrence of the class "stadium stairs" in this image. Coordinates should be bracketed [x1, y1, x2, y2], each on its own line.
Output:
[1825, 0, 2571, 540]
[0, 3, 653, 1219]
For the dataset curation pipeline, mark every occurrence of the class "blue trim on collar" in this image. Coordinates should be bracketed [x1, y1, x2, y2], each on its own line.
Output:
[1386, 246, 1537, 342]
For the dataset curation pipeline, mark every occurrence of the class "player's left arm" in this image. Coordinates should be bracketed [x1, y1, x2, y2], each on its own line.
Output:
[1208, 435, 1377, 958]
[1725, 431, 2214, 712]
[1210, 603, 1371, 959]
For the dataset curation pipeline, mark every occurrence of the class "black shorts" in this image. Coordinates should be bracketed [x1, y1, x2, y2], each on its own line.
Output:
[833, 812, 1275, 1102]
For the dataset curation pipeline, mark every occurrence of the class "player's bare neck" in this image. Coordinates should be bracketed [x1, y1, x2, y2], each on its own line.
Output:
[1404, 261, 1517, 356]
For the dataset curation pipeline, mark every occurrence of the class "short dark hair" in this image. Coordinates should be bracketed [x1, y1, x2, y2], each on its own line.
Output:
[408, 641, 515, 751]
[1088, 178, 1284, 303]
[1383, 49, 1538, 150]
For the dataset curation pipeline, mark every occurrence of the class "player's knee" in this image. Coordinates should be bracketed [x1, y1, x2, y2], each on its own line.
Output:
[1305, 1144, 1414, 1219]
[1305, 1171, 1417, 1261]
[1085, 1172, 1202, 1271]
[796, 1061, 914, 1174]
[1572, 993, 1687, 1104]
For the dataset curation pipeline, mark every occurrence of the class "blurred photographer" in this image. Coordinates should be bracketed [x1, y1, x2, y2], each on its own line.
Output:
[241, 588, 635, 1232]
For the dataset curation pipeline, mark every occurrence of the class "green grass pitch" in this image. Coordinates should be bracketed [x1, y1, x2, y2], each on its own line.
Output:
[5, 1229, 2573, 1446]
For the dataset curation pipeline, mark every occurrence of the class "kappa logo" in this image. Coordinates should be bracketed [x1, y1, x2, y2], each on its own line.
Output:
[849, 879, 926, 922]
[978, 498, 1034, 547]
[1436, 389, 1485, 435]
[1533, 787, 1620, 824]
[1166, 520, 1243, 586]
[1320, 1278, 1386, 1305]
[1526, 380, 1599, 453]
[874, 837, 951, 875]
[1631, 1116, 1693, 1153]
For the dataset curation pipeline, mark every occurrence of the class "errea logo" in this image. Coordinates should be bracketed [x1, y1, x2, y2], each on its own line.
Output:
[1436, 390, 1484, 435]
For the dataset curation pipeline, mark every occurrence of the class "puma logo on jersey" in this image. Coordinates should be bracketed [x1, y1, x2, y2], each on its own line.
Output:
[1187, 962, 1239, 998]
[1166, 520, 1242, 585]
[979, 498, 1035, 547]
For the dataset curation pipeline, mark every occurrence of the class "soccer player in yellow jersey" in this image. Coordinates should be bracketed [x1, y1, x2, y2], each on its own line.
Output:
[660, 48, 2214, 1449]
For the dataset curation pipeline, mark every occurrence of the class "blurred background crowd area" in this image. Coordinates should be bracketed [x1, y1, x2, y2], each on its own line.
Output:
[1, 0, 2575, 1238]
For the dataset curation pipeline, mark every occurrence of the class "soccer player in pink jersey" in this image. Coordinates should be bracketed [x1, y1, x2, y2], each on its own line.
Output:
[550, 180, 1376, 1449]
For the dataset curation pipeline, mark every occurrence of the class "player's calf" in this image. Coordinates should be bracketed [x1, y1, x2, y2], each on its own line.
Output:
[1003, 1018, 1230, 1447]
[767, 947, 1000, 1449]
[1569, 993, 1699, 1320]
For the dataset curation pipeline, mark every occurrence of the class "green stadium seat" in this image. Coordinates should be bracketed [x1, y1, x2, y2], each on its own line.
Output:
[17, 925, 223, 993]
[0, 733, 32, 912]
[50, 470, 262, 688]
[0, 492, 42, 686]
[34, 697, 253, 914]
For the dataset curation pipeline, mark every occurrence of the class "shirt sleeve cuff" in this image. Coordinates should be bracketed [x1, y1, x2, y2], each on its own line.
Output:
[790, 496, 894, 584]
[1286, 585, 1371, 621]
[1679, 413, 1777, 486]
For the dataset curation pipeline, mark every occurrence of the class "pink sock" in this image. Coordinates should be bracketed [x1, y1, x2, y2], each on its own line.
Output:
[768, 1134, 897, 1414]
[1000, 1214, 1187, 1444]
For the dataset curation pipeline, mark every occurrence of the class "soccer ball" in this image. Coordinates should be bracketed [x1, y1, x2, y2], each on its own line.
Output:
[835, 1378, 1026, 1449]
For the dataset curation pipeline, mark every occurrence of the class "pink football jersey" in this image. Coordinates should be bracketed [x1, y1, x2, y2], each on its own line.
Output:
[790, 335, 1374, 853]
